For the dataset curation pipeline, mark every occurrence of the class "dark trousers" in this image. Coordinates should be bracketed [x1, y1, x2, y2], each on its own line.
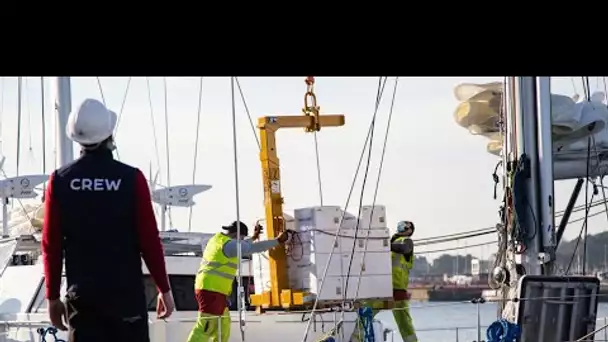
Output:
[65, 290, 150, 342]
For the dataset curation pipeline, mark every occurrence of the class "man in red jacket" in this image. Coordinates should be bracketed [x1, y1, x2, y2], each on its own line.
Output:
[42, 98, 174, 342]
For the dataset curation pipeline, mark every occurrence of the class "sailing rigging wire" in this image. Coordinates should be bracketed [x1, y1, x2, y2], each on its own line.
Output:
[94, 77, 132, 161]
[565, 76, 595, 274]
[162, 77, 174, 229]
[234, 78, 260, 149]
[113, 77, 133, 136]
[146, 77, 163, 179]
[562, 77, 608, 275]
[188, 77, 204, 233]
[23, 78, 34, 158]
[340, 76, 386, 315]
[570, 77, 580, 101]
[96, 77, 107, 105]
[300, 77, 388, 342]
[310, 191, 608, 246]
[415, 230, 495, 246]
[40, 77, 46, 192]
[16, 77, 22, 178]
[0, 78, 34, 221]
[353, 77, 399, 300]
[233, 77, 270, 299]
[313, 129, 324, 206]
[390, 206, 608, 252]
[582, 76, 592, 274]
[416, 240, 497, 255]
[415, 227, 494, 241]
[597, 77, 608, 233]
[230, 77, 246, 342]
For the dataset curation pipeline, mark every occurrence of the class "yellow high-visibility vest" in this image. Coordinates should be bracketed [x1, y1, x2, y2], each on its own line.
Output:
[391, 236, 414, 291]
[194, 233, 239, 295]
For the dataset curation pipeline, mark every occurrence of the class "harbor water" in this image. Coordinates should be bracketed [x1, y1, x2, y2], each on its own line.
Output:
[374, 301, 608, 342]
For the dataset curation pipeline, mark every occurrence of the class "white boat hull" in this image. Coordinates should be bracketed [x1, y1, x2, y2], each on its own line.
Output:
[0, 311, 389, 342]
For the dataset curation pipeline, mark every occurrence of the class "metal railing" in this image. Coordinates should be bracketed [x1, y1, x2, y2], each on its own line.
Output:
[395, 317, 608, 342]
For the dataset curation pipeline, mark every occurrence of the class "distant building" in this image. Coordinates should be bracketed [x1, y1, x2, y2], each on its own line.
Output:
[471, 258, 490, 281]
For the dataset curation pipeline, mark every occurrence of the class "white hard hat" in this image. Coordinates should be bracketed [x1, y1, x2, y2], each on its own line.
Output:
[66, 99, 117, 145]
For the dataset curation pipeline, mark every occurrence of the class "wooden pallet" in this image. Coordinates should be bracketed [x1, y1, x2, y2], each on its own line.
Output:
[255, 297, 395, 314]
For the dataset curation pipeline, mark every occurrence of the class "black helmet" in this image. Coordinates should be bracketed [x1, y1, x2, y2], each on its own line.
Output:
[222, 221, 249, 236]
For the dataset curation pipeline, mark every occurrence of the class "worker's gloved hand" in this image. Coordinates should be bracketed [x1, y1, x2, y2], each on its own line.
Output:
[252, 222, 263, 241]
[48, 298, 67, 331]
[276, 230, 293, 244]
[156, 290, 175, 319]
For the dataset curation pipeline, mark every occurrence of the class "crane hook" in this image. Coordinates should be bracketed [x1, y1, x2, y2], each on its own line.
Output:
[303, 76, 320, 132]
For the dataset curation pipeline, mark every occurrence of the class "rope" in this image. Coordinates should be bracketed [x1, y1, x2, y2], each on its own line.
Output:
[300, 77, 388, 342]
[230, 77, 246, 342]
[575, 321, 608, 342]
[188, 77, 204, 232]
[342, 77, 387, 308]
[353, 77, 399, 300]
[286, 229, 304, 261]
[356, 307, 375, 342]
[313, 324, 343, 342]
[313, 132, 324, 206]
[37, 326, 67, 342]
[486, 319, 521, 342]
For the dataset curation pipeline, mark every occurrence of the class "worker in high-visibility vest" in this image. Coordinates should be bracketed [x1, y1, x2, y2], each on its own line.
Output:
[187, 220, 290, 342]
[391, 220, 417, 342]
[350, 220, 418, 342]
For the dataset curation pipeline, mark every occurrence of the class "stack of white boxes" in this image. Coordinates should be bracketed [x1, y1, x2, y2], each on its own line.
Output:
[252, 205, 393, 304]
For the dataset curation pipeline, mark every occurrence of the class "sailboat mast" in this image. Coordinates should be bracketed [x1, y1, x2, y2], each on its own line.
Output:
[52, 77, 74, 167]
[510, 77, 542, 275]
[508, 76, 554, 277]
[535, 77, 556, 273]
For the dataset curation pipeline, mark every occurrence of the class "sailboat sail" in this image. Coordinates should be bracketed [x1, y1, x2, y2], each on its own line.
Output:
[453, 81, 608, 180]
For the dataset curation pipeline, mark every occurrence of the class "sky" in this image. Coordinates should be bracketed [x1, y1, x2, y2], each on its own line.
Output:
[0, 76, 604, 261]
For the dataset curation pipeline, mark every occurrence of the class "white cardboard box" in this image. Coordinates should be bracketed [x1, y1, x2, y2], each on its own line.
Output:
[295, 274, 393, 301]
[294, 206, 342, 231]
[358, 205, 388, 229]
[339, 210, 359, 230]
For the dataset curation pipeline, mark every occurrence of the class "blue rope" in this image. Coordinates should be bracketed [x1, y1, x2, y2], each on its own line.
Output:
[486, 319, 521, 342]
[37, 326, 67, 342]
[357, 306, 376, 342]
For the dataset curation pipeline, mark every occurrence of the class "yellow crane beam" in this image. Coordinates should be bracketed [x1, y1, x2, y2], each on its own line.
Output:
[249, 78, 345, 309]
